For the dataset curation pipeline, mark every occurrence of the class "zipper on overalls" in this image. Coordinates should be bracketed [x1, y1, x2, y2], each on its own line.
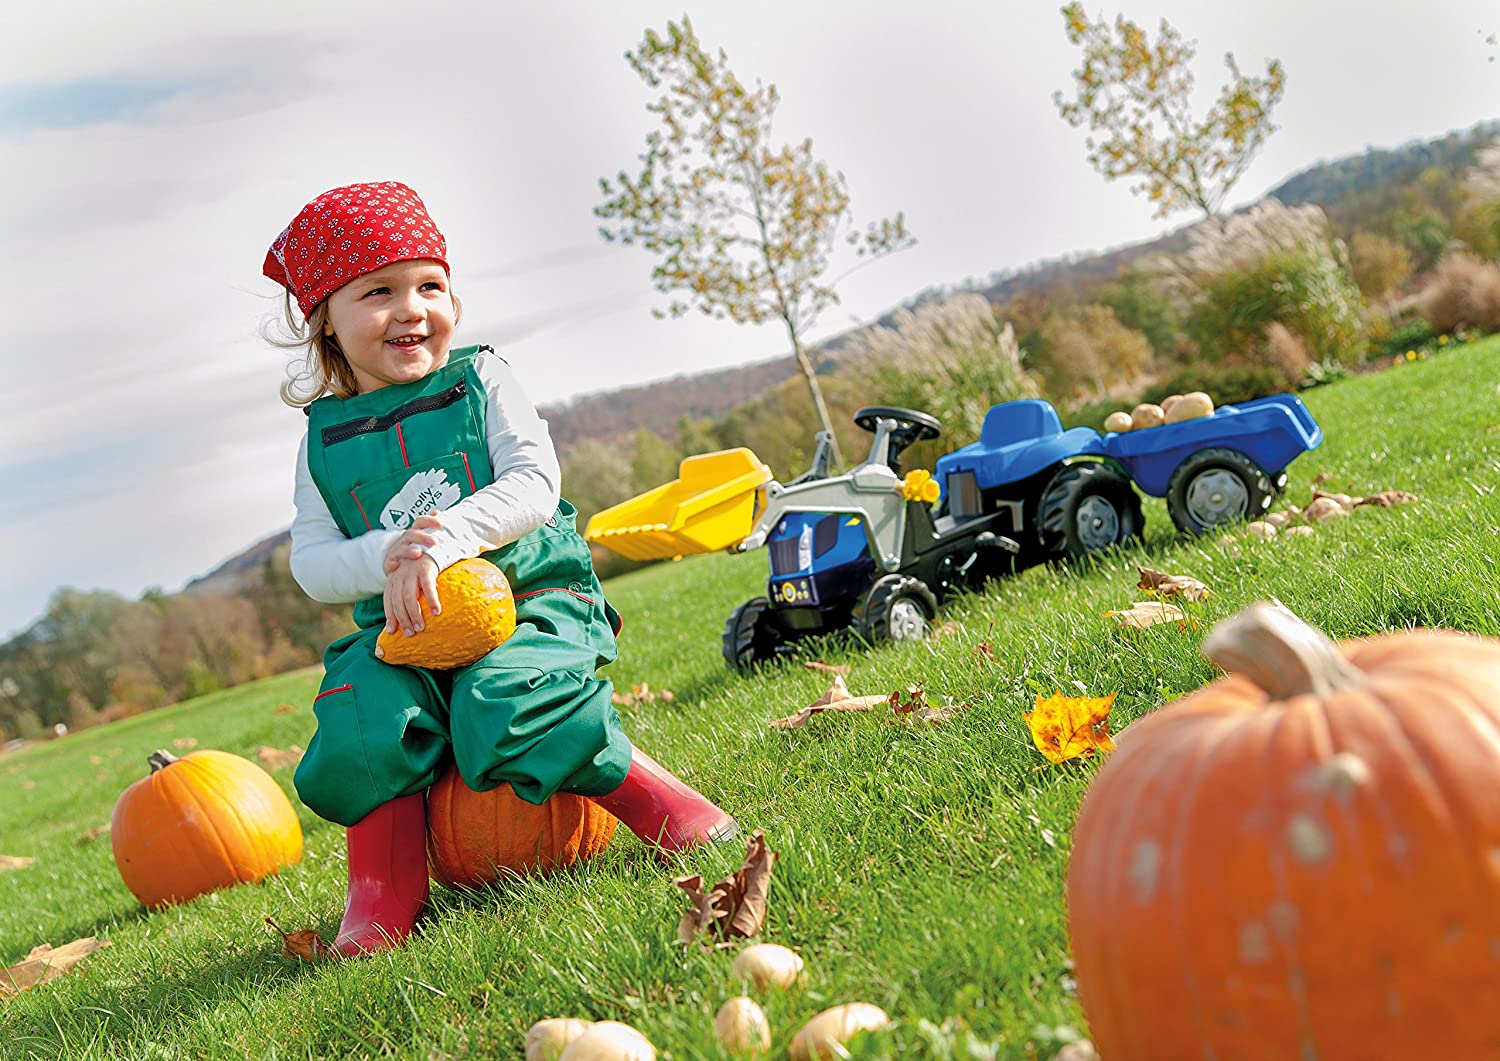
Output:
[320, 379, 469, 447]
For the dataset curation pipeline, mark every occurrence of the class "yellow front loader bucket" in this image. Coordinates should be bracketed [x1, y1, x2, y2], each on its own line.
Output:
[584, 448, 772, 561]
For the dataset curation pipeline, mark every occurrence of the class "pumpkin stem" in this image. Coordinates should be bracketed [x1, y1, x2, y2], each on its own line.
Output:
[1202, 602, 1366, 699]
[147, 749, 180, 773]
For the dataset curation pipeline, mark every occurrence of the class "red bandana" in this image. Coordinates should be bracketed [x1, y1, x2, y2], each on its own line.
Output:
[263, 182, 449, 316]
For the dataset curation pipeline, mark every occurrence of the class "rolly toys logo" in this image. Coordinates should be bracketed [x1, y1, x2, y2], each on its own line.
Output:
[381, 469, 460, 530]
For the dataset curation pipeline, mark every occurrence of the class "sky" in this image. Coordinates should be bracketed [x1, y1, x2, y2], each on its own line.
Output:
[2, 0, 1496, 639]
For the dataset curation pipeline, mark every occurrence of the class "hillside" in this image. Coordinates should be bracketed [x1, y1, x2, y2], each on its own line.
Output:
[3, 118, 1497, 731]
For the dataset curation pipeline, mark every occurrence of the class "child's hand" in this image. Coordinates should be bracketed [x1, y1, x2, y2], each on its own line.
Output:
[384, 553, 441, 637]
[384, 514, 443, 574]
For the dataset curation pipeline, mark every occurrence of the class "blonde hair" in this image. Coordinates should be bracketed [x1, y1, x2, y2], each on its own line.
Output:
[267, 288, 463, 408]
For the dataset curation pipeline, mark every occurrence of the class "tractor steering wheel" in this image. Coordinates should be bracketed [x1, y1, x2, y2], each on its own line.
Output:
[852, 406, 942, 474]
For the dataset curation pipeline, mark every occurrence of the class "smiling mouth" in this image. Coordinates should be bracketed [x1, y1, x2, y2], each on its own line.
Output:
[387, 336, 427, 348]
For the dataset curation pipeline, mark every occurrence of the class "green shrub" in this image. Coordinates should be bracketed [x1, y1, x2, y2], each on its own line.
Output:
[1146, 362, 1299, 407]
[1365, 316, 1436, 360]
[1187, 248, 1367, 364]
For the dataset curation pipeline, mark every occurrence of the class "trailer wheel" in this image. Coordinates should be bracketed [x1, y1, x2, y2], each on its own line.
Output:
[1038, 463, 1143, 561]
[722, 597, 782, 672]
[855, 575, 938, 645]
[1166, 448, 1273, 536]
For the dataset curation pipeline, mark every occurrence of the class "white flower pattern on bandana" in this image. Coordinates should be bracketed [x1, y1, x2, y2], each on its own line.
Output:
[262, 182, 448, 315]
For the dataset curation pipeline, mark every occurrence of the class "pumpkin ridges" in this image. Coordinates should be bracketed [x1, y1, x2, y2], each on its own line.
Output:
[160, 761, 243, 903]
[193, 754, 292, 881]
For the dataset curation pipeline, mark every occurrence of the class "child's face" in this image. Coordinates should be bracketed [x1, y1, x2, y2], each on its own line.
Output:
[323, 259, 456, 393]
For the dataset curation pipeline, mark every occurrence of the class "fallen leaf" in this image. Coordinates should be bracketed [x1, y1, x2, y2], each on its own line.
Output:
[973, 640, 998, 664]
[255, 745, 304, 771]
[75, 827, 109, 846]
[1105, 601, 1188, 629]
[888, 683, 928, 715]
[1312, 491, 1358, 510]
[889, 700, 968, 726]
[1137, 566, 1211, 603]
[611, 682, 678, 708]
[275, 703, 297, 714]
[1354, 490, 1418, 508]
[1310, 471, 1333, 487]
[0, 856, 35, 873]
[803, 660, 850, 676]
[265, 918, 336, 962]
[0, 938, 111, 997]
[675, 830, 777, 947]
[88, 755, 104, 766]
[770, 676, 887, 729]
[171, 738, 198, 751]
[20, 780, 35, 790]
[1024, 692, 1118, 764]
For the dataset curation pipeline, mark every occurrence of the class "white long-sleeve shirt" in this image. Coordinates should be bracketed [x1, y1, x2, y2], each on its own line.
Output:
[289, 349, 561, 604]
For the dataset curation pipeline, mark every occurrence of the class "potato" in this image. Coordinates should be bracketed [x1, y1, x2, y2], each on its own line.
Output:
[558, 1022, 655, 1061]
[731, 943, 804, 990]
[527, 1019, 593, 1061]
[1130, 403, 1165, 430]
[1164, 392, 1214, 423]
[790, 1003, 891, 1060]
[1159, 394, 1185, 414]
[1244, 520, 1278, 540]
[1285, 525, 1316, 538]
[714, 997, 771, 1056]
[1103, 411, 1134, 434]
[1264, 512, 1290, 527]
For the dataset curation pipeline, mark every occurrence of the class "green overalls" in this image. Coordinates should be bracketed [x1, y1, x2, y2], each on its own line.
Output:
[293, 346, 632, 827]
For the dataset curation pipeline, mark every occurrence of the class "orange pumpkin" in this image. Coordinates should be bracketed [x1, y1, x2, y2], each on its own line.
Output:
[426, 765, 618, 889]
[111, 749, 304, 909]
[1067, 603, 1500, 1058]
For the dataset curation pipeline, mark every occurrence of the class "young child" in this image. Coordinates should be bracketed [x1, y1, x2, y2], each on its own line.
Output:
[265, 182, 737, 957]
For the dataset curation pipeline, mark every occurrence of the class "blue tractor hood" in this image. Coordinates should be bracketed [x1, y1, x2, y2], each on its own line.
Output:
[936, 400, 1105, 491]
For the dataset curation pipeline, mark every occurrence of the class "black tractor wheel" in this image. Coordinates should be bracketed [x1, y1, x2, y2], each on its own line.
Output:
[1166, 448, 1274, 536]
[854, 575, 938, 645]
[1037, 462, 1144, 561]
[722, 597, 782, 672]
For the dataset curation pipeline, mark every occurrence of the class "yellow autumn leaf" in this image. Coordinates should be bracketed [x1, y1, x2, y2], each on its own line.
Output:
[1024, 691, 1118, 764]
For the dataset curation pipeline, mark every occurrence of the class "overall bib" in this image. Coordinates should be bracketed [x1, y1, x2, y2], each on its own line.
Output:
[293, 346, 632, 826]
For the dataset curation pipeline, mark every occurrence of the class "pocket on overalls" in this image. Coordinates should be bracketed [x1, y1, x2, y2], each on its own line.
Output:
[347, 452, 479, 532]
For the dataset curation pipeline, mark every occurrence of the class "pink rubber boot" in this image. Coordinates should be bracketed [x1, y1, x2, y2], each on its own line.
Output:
[333, 792, 430, 957]
[589, 746, 738, 854]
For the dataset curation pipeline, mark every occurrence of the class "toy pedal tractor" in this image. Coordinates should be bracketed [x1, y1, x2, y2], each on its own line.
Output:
[585, 394, 1321, 670]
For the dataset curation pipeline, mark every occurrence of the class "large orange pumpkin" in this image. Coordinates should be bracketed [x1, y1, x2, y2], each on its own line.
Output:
[1067, 603, 1500, 1058]
[111, 749, 304, 909]
[426, 765, 618, 889]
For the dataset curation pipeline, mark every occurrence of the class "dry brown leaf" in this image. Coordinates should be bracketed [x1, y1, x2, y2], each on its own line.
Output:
[171, 737, 198, 751]
[1310, 471, 1333, 487]
[0, 937, 111, 997]
[75, 827, 108, 846]
[889, 700, 968, 726]
[769, 676, 886, 729]
[275, 703, 297, 714]
[265, 918, 336, 962]
[1024, 692, 1118, 764]
[0, 856, 35, 873]
[803, 660, 850, 676]
[1354, 490, 1418, 508]
[255, 745, 304, 771]
[611, 682, 677, 708]
[973, 640, 998, 664]
[675, 829, 777, 947]
[1105, 601, 1189, 629]
[1312, 490, 1359, 510]
[1137, 566, 1212, 603]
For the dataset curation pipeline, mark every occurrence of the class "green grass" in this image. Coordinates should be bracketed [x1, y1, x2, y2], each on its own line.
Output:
[3, 338, 1498, 1059]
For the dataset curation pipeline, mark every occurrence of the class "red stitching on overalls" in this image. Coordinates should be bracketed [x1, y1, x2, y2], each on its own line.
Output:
[459, 451, 476, 492]
[350, 492, 372, 530]
[396, 423, 410, 467]
[514, 587, 597, 606]
[315, 683, 352, 701]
